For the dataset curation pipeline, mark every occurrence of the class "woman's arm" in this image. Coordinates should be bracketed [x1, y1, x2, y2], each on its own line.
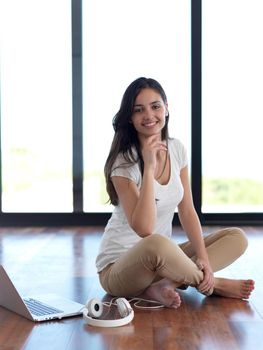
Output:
[112, 135, 167, 237]
[112, 167, 156, 237]
[178, 166, 214, 293]
[177, 166, 207, 259]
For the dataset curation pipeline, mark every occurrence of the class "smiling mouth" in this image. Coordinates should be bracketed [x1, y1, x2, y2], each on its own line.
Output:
[142, 121, 158, 127]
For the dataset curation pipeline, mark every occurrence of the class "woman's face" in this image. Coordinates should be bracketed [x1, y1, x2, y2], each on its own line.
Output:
[130, 88, 168, 139]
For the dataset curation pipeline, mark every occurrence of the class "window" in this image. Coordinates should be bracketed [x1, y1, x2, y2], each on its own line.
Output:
[1, 1, 261, 225]
[83, 0, 191, 212]
[202, 0, 263, 213]
[0, 0, 72, 212]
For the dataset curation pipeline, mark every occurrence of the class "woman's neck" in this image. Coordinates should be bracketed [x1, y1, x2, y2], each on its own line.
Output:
[138, 133, 162, 147]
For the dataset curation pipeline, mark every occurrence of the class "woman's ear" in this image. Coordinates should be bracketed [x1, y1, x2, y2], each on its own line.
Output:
[165, 104, 169, 117]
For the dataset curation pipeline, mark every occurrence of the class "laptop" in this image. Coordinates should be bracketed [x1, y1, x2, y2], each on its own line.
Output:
[0, 265, 85, 322]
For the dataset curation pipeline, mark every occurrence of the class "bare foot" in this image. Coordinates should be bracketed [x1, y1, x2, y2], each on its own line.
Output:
[143, 278, 181, 308]
[213, 278, 255, 299]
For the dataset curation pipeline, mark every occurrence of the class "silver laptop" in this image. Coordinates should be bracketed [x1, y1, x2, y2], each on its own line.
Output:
[0, 265, 85, 322]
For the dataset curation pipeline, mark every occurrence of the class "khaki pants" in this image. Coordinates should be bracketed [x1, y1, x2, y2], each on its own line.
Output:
[99, 227, 248, 297]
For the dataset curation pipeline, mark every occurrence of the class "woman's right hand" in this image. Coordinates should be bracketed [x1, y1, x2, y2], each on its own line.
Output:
[141, 135, 167, 173]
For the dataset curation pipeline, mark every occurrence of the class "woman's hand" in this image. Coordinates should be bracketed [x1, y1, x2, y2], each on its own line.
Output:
[141, 135, 167, 173]
[196, 258, 214, 295]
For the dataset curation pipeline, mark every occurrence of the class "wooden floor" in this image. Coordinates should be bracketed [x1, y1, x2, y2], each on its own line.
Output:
[0, 226, 262, 350]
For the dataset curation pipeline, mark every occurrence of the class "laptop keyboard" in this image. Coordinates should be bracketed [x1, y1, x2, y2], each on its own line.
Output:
[24, 298, 63, 316]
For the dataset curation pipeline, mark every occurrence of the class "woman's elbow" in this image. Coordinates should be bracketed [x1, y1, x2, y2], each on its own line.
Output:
[130, 222, 154, 238]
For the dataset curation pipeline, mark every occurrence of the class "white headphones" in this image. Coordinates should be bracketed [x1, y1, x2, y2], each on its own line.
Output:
[83, 297, 134, 327]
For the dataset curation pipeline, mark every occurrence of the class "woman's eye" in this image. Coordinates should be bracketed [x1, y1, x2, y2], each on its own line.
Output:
[134, 107, 142, 113]
[152, 104, 160, 110]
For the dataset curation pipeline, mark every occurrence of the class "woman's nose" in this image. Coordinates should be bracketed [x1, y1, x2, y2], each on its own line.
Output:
[143, 107, 152, 119]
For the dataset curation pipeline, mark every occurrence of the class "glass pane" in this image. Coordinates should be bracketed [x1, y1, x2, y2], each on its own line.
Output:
[83, 0, 191, 212]
[0, 0, 73, 212]
[202, 0, 263, 213]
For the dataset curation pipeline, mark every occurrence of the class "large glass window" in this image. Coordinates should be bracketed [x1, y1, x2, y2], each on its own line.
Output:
[83, 0, 191, 212]
[0, 0, 72, 212]
[202, 0, 263, 213]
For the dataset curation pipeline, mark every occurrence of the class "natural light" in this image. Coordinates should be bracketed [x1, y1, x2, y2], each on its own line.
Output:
[82, 0, 191, 212]
[202, 0, 263, 213]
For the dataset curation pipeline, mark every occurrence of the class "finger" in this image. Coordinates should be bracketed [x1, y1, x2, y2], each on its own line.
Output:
[199, 280, 210, 291]
[198, 278, 209, 290]
[196, 263, 204, 270]
[154, 142, 167, 151]
[199, 282, 213, 293]
[202, 277, 214, 292]
[198, 273, 213, 291]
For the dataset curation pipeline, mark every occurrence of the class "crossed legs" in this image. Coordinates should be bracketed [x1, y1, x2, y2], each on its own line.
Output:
[99, 227, 255, 307]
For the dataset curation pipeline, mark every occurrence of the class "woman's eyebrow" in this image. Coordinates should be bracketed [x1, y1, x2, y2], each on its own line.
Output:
[134, 100, 161, 107]
[150, 100, 162, 104]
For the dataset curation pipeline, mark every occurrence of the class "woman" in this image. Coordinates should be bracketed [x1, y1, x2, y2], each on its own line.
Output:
[95, 77, 254, 308]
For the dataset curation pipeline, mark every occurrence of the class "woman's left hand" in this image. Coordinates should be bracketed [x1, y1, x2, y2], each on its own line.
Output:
[196, 258, 214, 295]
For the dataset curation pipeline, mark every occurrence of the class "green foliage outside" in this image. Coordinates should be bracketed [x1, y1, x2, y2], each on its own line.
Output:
[98, 175, 263, 207]
[3, 148, 71, 192]
[4, 148, 263, 208]
[203, 177, 263, 205]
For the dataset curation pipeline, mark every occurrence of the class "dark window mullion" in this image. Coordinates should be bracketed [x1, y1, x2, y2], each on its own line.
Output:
[72, 0, 83, 212]
[191, 0, 202, 221]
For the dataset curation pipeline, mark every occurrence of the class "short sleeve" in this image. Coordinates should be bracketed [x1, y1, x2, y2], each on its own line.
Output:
[171, 138, 188, 170]
[111, 153, 141, 185]
[179, 140, 188, 169]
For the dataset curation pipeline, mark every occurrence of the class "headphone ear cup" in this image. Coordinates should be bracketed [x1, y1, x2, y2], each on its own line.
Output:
[116, 298, 131, 318]
[83, 297, 134, 327]
[86, 298, 103, 318]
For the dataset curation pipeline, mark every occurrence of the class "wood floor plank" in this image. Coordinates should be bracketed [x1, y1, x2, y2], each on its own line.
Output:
[0, 226, 262, 350]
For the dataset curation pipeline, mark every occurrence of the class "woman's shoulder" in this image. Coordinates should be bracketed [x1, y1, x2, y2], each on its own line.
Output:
[111, 148, 141, 182]
[168, 137, 188, 169]
[168, 137, 186, 150]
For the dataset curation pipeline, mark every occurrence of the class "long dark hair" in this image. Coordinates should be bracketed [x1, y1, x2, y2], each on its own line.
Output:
[105, 77, 170, 205]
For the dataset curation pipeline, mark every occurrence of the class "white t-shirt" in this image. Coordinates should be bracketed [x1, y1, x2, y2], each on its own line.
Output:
[96, 138, 188, 272]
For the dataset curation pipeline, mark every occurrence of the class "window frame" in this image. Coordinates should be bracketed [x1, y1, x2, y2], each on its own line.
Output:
[0, 0, 262, 226]
[193, 0, 263, 225]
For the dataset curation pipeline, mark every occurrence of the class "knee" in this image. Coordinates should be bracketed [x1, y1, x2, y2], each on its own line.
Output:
[229, 227, 248, 254]
[142, 233, 171, 255]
